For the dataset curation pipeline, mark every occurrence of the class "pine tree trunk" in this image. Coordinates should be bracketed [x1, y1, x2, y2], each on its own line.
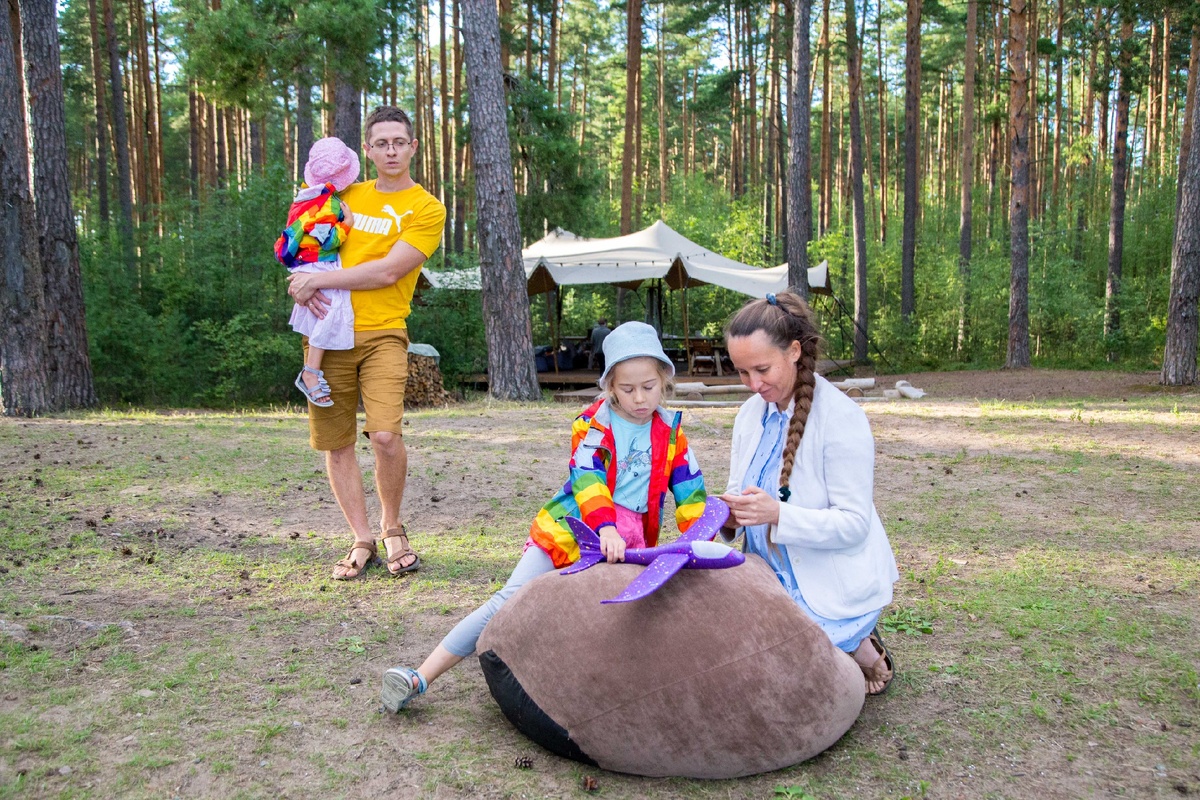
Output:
[440, 0, 451, 249]
[1048, 0, 1063, 220]
[498, 0, 511, 72]
[547, 0, 558, 98]
[957, 0, 977, 357]
[460, 0, 539, 401]
[763, 0, 780, 257]
[1176, 28, 1198, 215]
[215, 106, 227, 187]
[133, 0, 156, 215]
[620, 0, 641, 235]
[102, 0, 135, 274]
[901, 0, 922, 320]
[187, 84, 200, 195]
[986, 5, 1002, 238]
[1162, 28, 1200, 386]
[202, 98, 215, 187]
[453, 0, 466, 253]
[0, 4, 50, 416]
[87, 0, 109, 223]
[1159, 15, 1170, 175]
[150, 0, 163, 208]
[295, 72, 313, 182]
[728, 10, 740, 198]
[786, 0, 813, 295]
[657, 5, 667, 210]
[746, 8, 757, 187]
[21, 0, 97, 409]
[250, 118, 262, 175]
[332, 71, 360, 150]
[1007, 0, 1031, 369]
[876, 3, 887, 243]
[1027, 0, 1039, 219]
[634, 52, 644, 225]
[423, 5, 438, 196]
[524, 0, 533, 74]
[1105, 17, 1133, 353]
[818, 0, 831, 237]
[845, 0, 868, 362]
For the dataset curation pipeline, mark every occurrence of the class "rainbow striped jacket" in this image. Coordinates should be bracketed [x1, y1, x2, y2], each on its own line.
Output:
[527, 398, 708, 568]
[274, 183, 351, 270]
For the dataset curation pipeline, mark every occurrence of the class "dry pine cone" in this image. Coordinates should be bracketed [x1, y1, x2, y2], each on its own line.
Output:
[513, 756, 533, 769]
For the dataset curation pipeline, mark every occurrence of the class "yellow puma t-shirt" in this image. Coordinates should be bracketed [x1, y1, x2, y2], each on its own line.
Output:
[338, 180, 446, 331]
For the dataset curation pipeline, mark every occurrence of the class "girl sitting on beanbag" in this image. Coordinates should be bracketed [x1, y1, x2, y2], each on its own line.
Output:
[380, 321, 710, 712]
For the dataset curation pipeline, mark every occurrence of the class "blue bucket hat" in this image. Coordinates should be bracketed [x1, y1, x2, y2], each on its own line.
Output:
[599, 321, 675, 384]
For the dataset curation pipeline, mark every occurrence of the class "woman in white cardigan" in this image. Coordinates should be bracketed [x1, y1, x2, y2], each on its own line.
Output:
[718, 291, 900, 695]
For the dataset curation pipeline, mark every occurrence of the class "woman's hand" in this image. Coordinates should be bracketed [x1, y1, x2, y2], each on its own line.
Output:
[287, 273, 331, 318]
[597, 524, 626, 563]
[719, 486, 781, 528]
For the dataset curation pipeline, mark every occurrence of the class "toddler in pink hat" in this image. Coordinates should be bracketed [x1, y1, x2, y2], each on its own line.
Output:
[274, 137, 361, 407]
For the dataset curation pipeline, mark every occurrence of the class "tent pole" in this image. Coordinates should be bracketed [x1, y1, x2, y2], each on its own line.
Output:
[656, 280, 664, 334]
[682, 287, 691, 376]
[550, 290, 559, 374]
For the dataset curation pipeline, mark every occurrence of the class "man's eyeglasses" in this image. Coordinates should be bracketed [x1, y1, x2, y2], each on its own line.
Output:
[370, 139, 412, 151]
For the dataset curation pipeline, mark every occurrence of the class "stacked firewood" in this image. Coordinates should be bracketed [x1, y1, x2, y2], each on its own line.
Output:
[406, 353, 453, 407]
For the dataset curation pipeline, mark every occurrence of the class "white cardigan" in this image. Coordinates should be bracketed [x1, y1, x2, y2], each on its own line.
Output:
[723, 374, 899, 619]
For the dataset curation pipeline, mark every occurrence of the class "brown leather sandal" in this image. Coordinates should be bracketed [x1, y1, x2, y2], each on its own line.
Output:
[857, 628, 895, 696]
[381, 526, 420, 576]
[332, 539, 378, 581]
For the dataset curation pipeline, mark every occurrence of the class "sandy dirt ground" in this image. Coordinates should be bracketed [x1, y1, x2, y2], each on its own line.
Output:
[1, 368, 1197, 799]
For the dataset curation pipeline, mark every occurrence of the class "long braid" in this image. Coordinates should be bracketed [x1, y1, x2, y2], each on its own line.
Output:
[777, 336, 817, 501]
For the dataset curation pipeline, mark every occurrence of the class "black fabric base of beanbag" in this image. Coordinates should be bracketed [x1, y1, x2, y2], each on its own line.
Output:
[476, 554, 867, 779]
[478, 649, 597, 766]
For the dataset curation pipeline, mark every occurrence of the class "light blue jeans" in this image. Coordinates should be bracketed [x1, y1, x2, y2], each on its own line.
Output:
[440, 546, 556, 658]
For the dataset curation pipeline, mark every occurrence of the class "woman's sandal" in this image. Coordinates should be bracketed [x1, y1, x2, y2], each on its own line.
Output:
[295, 366, 334, 407]
[858, 628, 896, 696]
[332, 539, 378, 580]
[381, 526, 420, 576]
[381, 666, 426, 713]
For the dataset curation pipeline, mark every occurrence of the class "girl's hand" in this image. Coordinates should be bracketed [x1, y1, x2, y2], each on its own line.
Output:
[341, 202, 354, 229]
[719, 486, 781, 528]
[597, 524, 626, 563]
[287, 274, 330, 318]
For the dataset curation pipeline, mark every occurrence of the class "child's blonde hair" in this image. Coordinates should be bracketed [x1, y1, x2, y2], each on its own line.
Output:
[599, 356, 675, 407]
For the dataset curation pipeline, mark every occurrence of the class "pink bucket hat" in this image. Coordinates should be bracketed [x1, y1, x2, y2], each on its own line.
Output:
[304, 137, 360, 192]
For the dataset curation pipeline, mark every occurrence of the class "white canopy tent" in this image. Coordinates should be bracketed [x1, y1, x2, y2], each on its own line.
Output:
[419, 220, 830, 298]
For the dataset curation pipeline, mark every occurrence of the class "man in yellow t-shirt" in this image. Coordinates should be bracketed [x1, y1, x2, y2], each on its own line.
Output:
[288, 106, 447, 581]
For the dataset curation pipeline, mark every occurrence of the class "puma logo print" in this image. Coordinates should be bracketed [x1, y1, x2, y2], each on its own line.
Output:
[355, 206, 414, 236]
[382, 205, 413, 229]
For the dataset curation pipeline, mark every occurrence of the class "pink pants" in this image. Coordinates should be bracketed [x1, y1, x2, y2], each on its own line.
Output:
[614, 504, 647, 549]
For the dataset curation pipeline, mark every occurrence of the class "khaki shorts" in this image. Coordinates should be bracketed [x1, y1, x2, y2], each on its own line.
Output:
[304, 328, 409, 451]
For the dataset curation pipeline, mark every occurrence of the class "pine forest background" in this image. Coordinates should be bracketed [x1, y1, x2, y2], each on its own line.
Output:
[14, 0, 1200, 406]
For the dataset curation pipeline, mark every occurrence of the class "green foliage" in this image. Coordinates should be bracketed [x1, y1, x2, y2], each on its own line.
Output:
[506, 76, 605, 237]
[81, 169, 300, 406]
[408, 287, 488, 385]
[880, 606, 935, 635]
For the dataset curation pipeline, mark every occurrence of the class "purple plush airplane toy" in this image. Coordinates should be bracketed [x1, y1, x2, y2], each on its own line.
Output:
[561, 497, 744, 604]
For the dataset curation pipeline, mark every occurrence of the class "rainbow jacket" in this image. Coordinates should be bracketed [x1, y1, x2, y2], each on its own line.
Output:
[527, 398, 708, 568]
[274, 183, 351, 270]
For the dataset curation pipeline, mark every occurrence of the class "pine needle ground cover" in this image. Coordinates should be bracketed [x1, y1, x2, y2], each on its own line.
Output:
[1, 371, 1197, 799]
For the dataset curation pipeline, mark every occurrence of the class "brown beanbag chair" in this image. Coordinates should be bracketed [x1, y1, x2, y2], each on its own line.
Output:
[476, 553, 865, 778]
